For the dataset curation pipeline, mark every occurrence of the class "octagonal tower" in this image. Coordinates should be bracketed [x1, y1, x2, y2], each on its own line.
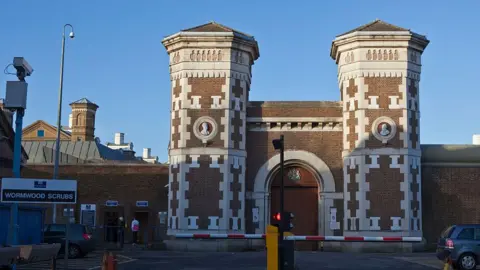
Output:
[331, 20, 429, 238]
[162, 22, 260, 234]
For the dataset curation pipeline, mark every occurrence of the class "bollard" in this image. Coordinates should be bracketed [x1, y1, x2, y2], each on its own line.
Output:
[443, 256, 453, 270]
[101, 251, 108, 270]
[50, 256, 57, 270]
[107, 252, 117, 270]
[266, 225, 279, 270]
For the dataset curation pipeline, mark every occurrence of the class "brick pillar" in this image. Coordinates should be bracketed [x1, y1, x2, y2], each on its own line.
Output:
[330, 20, 429, 237]
[163, 23, 259, 234]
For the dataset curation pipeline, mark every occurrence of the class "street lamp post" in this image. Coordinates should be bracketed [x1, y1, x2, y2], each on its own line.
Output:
[52, 24, 75, 224]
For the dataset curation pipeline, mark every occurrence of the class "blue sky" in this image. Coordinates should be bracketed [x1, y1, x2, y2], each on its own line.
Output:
[1, 0, 479, 162]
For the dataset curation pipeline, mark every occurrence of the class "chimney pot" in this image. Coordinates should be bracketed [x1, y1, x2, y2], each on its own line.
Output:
[473, 134, 480, 145]
[143, 148, 151, 159]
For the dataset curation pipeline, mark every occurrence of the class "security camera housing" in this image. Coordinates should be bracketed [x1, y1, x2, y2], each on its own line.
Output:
[13, 57, 34, 76]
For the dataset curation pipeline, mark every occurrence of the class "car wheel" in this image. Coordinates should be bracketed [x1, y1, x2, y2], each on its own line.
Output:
[68, 245, 81, 259]
[458, 253, 477, 270]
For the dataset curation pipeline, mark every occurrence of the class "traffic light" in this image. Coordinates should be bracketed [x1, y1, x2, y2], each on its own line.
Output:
[283, 211, 294, 232]
[272, 212, 282, 227]
[271, 211, 294, 231]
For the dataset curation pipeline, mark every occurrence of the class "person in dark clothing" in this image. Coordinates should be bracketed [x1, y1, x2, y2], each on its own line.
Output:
[117, 217, 125, 248]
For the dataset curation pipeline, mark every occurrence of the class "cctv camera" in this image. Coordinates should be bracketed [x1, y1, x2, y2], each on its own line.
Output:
[69, 32, 75, 39]
[12, 57, 33, 77]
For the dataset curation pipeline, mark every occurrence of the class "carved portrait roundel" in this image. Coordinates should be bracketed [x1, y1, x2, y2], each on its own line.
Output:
[193, 116, 218, 143]
[371, 116, 397, 143]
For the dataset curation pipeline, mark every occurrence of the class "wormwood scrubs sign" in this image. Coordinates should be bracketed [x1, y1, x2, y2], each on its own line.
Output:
[0, 178, 77, 204]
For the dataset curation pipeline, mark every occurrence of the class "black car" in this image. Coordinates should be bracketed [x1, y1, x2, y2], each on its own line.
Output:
[43, 224, 96, 259]
[436, 224, 480, 270]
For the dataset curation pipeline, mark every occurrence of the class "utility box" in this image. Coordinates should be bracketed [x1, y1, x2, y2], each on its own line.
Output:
[5, 81, 28, 109]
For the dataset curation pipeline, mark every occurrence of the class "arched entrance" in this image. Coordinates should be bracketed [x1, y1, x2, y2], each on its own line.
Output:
[269, 163, 319, 250]
[252, 150, 338, 251]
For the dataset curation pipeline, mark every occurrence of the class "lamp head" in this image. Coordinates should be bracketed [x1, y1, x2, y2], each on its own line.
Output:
[69, 31, 75, 39]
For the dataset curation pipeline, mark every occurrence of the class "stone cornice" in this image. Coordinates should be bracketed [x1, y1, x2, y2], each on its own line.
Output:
[162, 32, 260, 61]
[247, 117, 342, 132]
[170, 70, 251, 84]
[330, 31, 429, 63]
[338, 70, 421, 85]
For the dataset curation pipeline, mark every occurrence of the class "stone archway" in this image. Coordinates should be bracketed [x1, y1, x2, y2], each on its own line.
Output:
[252, 150, 338, 237]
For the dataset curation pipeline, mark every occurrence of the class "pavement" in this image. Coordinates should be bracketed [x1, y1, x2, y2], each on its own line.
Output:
[15, 251, 136, 270]
[14, 250, 450, 270]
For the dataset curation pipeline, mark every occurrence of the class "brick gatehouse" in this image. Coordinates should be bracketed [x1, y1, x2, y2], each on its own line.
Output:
[161, 19, 480, 251]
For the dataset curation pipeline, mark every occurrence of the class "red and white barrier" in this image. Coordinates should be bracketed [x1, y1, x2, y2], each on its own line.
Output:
[173, 234, 422, 242]
[284, 236, 422, 242]
[175, 233, 265, 239]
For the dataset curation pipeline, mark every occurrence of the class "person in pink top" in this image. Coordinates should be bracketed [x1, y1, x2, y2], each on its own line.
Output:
[131, 217, 140, 245]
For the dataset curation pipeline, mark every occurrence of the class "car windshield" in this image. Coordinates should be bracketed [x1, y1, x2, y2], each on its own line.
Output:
[441, 225, 455, 238]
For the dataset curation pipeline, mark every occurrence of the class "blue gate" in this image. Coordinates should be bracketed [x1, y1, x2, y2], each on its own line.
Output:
[0, 204, 46, 245]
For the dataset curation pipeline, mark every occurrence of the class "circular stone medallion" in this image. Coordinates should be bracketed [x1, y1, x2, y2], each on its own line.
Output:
[193, 116, 218, 143]
[371, 116, 397, 143]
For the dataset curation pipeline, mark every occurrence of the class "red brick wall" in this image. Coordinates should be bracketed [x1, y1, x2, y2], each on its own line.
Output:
[247, 101, 342, 118]
[16, 164, 169, 233]
[422, 165, 480, 247]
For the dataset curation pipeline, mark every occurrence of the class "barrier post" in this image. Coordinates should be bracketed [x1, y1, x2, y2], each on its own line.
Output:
[283, 232, 295, 270]
[266, 225, 279, 270]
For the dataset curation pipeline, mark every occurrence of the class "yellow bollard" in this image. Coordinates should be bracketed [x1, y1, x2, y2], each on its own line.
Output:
[443, 257, 452, 270]
[266, 225, 279, 270]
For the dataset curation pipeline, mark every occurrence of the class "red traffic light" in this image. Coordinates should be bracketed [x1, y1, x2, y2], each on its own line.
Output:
[273, 212, 281, 221]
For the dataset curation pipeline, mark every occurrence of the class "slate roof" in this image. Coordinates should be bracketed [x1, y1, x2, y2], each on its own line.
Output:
[337, 19, 410, 37]
[70, 98, 95, 105]
[21, 140, 132, 164]
[182, 22, 255, 40]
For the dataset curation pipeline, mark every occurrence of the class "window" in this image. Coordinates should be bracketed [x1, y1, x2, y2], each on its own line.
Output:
[49, 224, 66, 233]
[475, 228, 480, 240]
[457, 228, 475, 240]
[441, 226, 455, 238]
[37, 129, 45, 137]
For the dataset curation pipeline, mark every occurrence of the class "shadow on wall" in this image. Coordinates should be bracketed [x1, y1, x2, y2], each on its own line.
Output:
[421, 144, 480, 249]
[19, 164, 169, 233]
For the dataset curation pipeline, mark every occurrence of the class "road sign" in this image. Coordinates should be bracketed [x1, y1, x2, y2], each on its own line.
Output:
[0, 178, 77, 204]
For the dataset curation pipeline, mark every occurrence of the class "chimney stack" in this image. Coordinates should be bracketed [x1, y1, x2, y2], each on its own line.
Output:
[143, 148, 151, 159]
[68, 114, 73, 129]
[115, 132, 125, 145]
[473, 134, 480, 145]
